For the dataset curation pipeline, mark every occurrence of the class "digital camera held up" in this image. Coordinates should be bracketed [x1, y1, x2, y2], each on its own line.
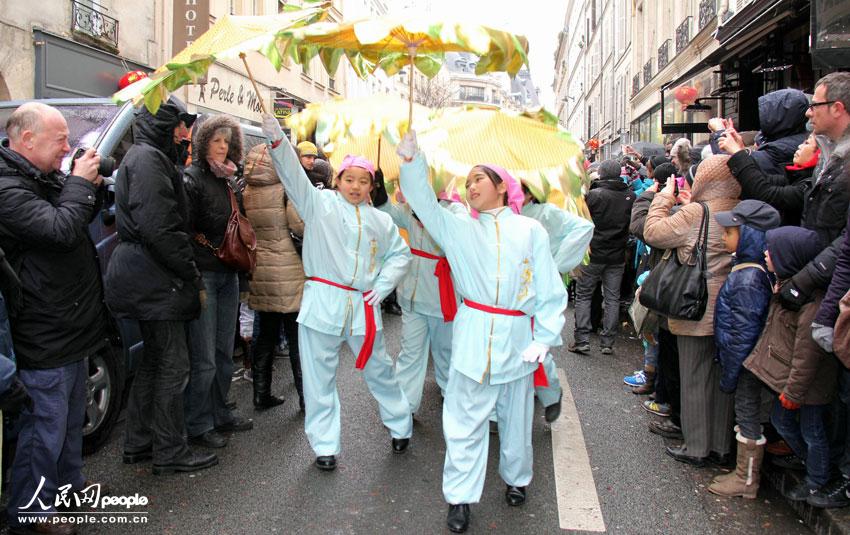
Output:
[72, 147, 116, 178]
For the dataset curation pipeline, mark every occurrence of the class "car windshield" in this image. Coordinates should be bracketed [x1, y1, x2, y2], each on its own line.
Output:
[0, 103, 119, 170]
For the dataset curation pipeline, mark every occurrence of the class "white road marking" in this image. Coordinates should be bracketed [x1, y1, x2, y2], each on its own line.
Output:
[551, 367, 606, 532]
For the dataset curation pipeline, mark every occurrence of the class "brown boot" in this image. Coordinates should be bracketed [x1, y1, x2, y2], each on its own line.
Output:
[708, 432, 765, 499]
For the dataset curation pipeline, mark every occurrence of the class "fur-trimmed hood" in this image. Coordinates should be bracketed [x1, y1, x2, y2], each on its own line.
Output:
[192, 114, 244, 166]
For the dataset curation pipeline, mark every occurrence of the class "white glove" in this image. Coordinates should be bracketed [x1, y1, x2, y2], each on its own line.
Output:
[396, 130, 420, 161]
[521, 341, 549, 363]
[261, 113, 284, 143]
[812, 323, 835, 353]
[363, 288, 391, 307]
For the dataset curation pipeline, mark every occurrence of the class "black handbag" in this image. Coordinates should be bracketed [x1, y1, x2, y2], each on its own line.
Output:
[638, 202, 710, 321]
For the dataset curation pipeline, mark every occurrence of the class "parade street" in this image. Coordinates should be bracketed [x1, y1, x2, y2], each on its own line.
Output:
[78, 311, 808, 535]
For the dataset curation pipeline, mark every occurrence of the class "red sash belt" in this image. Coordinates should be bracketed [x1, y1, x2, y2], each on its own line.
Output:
[462, 299, 548, 387]
[307, 277, 374, 370]
[410, 248, 458, 322]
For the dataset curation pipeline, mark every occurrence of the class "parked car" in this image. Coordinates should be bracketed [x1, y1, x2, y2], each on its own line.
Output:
[0, 98, 265, 453]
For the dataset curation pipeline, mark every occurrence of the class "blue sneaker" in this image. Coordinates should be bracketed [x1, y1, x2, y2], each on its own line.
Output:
[624, 370, 646, 387]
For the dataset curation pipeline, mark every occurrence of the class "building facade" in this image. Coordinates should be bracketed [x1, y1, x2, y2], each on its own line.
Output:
[0, 0, 162, 100]
[628, 0, 725, 148]
[554, 0, 587, 145]
[553, 0, 631, 161]
[0, 0, 350, 132]
[179, 0, 347, 130]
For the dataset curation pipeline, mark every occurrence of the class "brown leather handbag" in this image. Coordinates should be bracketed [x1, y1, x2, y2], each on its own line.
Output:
[196, 183, 257, 273]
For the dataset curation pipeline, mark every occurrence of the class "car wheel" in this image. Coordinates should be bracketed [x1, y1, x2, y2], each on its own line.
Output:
[83, 343, 125, 454]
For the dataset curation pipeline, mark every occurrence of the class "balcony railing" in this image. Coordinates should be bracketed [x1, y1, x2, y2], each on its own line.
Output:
[71, 0, 119, 48]
[658, 39, 671, 71]
[632, 74, 640, 97]
[676, 16, 692, 54]
[643, 59, 653, 85]
[699, 0, 717, 31]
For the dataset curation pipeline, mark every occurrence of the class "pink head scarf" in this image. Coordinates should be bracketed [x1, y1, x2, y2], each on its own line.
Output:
[477, 164, 524, 215]
[437, 188, 463, 203]
[336, 154, 376, 180]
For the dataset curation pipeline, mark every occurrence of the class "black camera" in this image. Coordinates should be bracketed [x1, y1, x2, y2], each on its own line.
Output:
[72, 148, 116, 178]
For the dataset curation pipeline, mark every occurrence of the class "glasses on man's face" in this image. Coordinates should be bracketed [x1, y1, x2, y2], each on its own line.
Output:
[808, 100, 837, 110]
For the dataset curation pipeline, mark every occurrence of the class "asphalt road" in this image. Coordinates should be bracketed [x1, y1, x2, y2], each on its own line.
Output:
[69, 310, 810, 534]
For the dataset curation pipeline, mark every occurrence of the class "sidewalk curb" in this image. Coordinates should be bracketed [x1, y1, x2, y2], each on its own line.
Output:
[765, 467, 850, 535]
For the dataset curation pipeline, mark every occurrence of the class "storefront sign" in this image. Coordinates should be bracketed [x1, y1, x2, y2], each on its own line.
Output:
[273, 97, 300, 120]
[190, 65, 268, 123]
[172, 0, 210, 53]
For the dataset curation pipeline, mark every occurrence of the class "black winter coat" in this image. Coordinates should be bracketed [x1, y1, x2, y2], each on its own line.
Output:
[104, 100, 203, 321]
[726, 151, 812, 227]
[749, 89, 810, 176]
[585, 178, 634, 264]
[816, 135, 850, 327]
[183, 162, 239, 273]
[727, 143, 849, 296]
[0, 142, 107, 369]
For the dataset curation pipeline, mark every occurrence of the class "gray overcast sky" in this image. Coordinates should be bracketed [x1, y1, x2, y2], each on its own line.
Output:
[397, 0, 568, 109]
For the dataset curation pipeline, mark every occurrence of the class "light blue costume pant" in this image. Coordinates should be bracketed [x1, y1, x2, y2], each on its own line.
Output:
[489, 353, 561, 423]
[443, 367, 534, 504]
[534, 353, 562, 408]
[299, 325, 413, 457]
[395, 308, 453, 412]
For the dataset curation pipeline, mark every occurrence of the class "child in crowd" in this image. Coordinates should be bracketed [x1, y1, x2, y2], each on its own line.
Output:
[742, 226, 837, 505]
[397, 132, 567, 533]
[261, 115, 413, 472]
[708, 200, 780, 498]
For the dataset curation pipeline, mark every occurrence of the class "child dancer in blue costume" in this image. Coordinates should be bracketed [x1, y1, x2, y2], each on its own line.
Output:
[397, 132, 568, 533]
[376, 188, 466, 412]
[520, 184, 594, 421]
[261, 115, 413, 472]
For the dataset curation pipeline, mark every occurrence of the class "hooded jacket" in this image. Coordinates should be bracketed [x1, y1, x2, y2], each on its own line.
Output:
[183, 114, 245, 273]
[749, 89, 810, 176]
[745, 227, 837, 405]
[0, 140, 107, 369]
[105, 98, 203, 321]
[585, 177, 634, 264]
[714, 225, 773, 393]
[644, 155, 742, 336]
[242, 143, 305, 313]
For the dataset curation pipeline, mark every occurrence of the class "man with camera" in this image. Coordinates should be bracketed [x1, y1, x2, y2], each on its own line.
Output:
[0, 102, 107, 534]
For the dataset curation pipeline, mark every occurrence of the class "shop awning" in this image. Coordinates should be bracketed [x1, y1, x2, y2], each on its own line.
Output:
[661, 0, 799, 91]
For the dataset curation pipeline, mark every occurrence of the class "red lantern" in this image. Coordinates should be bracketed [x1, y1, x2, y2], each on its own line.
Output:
[674, 85, 698, 107]
[118, 70, 149, 90]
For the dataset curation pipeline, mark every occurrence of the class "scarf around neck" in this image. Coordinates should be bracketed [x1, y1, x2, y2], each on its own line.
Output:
[207, 158, 237, 178]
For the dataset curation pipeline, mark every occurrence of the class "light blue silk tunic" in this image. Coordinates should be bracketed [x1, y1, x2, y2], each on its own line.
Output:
[267, 140, 411, 336]
[399, 155, 567, 385]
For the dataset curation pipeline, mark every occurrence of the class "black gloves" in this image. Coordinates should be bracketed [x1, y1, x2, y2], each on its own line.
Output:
[778, 269, 816, 312]
[371, 168, 388, 207]
[0, 377, 33, 414]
